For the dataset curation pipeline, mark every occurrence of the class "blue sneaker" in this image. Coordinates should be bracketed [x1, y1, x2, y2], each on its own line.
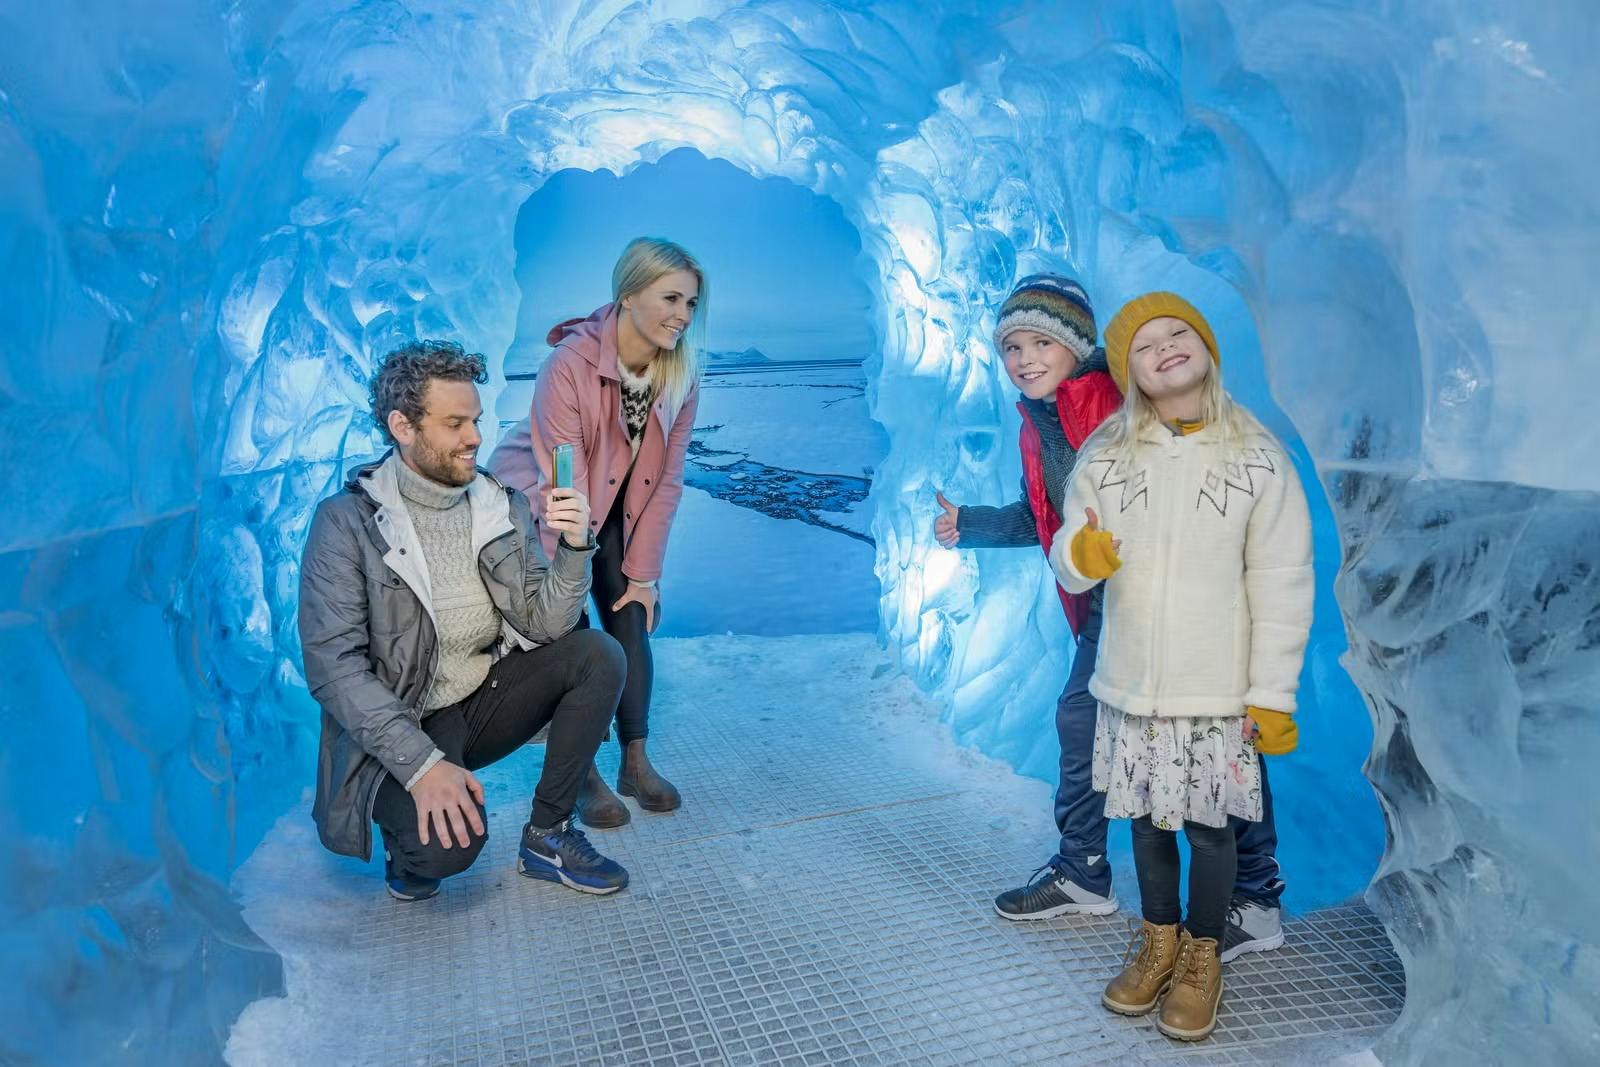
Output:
[384, 848, 441, 902]
[517, 818, 629, 895]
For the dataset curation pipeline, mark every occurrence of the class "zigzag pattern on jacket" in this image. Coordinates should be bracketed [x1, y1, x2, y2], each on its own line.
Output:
[1084, 457, 1149, 513]
[1196, 447, 1279, 517]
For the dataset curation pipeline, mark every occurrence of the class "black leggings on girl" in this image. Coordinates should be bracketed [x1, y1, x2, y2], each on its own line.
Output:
[1131, 816, 1238, 944]
[580, 473, 653, 744]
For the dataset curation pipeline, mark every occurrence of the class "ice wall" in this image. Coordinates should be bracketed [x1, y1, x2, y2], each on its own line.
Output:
[2, 1, 1594, 1063]
[0, 4, 286, 1062]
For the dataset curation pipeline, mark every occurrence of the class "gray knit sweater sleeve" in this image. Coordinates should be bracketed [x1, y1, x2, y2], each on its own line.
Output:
[956, 478, 1040, 548]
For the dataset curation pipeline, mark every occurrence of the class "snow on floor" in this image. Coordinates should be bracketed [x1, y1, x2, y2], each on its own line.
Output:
[227, 633, 1399, 1066]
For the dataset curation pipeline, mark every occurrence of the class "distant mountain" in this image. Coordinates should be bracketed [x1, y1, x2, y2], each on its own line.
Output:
[704, 347, 771, 364]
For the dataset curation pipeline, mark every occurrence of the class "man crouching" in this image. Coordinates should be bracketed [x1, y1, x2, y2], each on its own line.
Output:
[299, 340, 629, 901]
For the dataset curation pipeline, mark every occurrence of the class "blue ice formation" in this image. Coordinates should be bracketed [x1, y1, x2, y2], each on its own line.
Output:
[2, 1, 1594, 1063]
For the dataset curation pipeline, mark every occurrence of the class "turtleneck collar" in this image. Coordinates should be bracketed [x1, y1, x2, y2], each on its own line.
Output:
[1021, 392, 1061, 423]
[392, 451, 469, 510]
[1073, 346, 1110, 379]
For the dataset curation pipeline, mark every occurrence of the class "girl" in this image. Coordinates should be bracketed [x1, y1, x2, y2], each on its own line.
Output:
[489, 237, 706, 827]
[1051, 292, 1312, 1041]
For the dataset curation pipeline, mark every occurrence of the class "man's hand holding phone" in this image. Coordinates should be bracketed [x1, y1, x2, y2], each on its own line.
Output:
[545, 488, 592, 547]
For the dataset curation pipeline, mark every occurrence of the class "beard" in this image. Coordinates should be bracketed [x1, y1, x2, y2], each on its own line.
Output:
[407, 433, 474, 487]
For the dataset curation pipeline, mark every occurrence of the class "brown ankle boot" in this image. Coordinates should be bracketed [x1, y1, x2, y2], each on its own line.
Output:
[1157, 930, 1223, 1041]
[574, 760, 630, 829]
[616, 739, 681, 812]
[1102, 920, 1181, 1016]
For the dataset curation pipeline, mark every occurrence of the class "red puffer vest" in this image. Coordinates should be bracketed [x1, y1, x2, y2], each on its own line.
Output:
[1018, 370, 1123, 636]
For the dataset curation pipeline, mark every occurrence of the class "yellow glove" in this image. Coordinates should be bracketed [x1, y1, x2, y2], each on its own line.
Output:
[1248, 707, 1298, 755]
[1069, 517, 1122, 580]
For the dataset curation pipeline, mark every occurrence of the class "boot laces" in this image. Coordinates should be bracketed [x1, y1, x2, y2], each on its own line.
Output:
[1122, 919, 1163, 972]
[1173, 938, 1210, 992]
[1122, 920, 1146, 967]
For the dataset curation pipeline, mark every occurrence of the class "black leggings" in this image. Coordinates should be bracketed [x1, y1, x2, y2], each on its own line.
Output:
[1131, 816, 1238, 944]
[580, 475, 654, 744]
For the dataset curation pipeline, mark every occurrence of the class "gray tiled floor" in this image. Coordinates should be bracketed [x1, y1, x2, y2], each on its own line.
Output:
[245, 634, 1402, 1065]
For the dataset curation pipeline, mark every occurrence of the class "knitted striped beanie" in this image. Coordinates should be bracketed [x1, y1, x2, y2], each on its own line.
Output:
[993, 274, 1098, 362]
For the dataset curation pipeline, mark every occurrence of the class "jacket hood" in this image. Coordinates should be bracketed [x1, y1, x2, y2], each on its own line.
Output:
[545, 303, 613, 349]
[344, 453, 389, 495]
[543, 303, 622, 380]
[345, 450, 505, 502]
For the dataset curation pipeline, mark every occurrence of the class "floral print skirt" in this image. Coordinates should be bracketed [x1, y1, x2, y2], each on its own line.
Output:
[1091, 703, 1263, 830]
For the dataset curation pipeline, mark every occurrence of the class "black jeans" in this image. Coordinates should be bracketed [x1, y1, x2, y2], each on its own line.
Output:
[579, 474, 654, 743]
[373, 629, 625, 881]
[1130, 816, 1238, 944]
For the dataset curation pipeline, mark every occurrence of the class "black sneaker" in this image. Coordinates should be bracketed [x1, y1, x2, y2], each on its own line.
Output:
[517, 818, 629, 895]
[995, 864, 1119, 920]
[384, 848, 441, 902]
[1220, 896, 1285, 962]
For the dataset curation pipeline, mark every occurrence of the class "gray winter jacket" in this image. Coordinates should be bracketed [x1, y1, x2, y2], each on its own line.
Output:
[298, 452, 593, 859]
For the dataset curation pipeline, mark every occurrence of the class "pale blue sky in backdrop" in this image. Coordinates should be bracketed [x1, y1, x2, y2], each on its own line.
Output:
[506, 148, 875, 371]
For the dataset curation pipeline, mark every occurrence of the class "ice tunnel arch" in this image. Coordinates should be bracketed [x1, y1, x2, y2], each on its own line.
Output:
[5, 1, 1593, 1063]
[212, 0, 1386, 910]
[212, 0, 1394, 953]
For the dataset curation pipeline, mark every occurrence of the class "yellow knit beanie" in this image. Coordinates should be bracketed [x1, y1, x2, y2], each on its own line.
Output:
[1102, 292, 1220, 393]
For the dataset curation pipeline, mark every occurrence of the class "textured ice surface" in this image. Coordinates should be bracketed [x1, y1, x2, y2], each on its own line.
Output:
[3, 1, 1595, 1063]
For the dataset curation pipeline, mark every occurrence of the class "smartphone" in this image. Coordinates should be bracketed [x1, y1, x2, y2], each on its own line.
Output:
[552, 443, 574, 490]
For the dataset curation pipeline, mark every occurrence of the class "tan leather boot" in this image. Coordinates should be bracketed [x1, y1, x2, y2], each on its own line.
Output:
[574, 760, 630, 829]
[1102, 920, 1181, 1016]
[617, 739, 681, 812]
[1157, 930, 1224, 1041]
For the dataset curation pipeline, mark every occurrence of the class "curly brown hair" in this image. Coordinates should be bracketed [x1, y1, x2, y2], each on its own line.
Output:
[369, 340, 489, 445]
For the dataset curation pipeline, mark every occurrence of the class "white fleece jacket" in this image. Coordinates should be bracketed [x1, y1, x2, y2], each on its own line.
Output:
[1050, 422, 1314, 718]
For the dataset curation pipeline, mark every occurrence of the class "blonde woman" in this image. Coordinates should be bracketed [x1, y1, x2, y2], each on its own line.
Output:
[490, 237, 705, 827]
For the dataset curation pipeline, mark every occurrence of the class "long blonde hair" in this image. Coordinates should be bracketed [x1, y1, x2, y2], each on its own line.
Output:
[612, 237, 708, 418]
[1088, 357, 1263, 465]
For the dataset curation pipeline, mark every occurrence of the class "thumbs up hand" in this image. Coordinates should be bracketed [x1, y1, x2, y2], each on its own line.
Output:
[1070, 506, 1123, 580]
[934, 490, 961, 548]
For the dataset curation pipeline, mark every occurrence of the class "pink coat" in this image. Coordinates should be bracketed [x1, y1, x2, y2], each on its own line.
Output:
[488, 303, 699, 583]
